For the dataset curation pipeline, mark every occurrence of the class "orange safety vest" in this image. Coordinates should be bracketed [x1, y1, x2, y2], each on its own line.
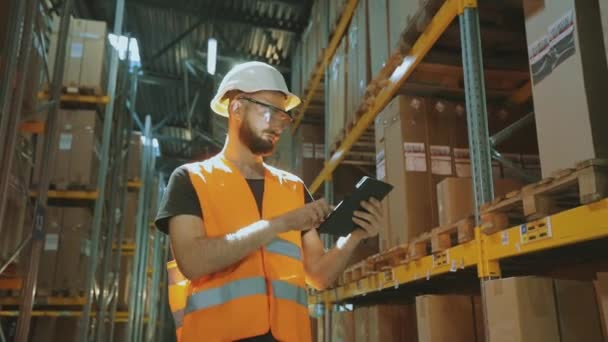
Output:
[166, 155, 311, 342]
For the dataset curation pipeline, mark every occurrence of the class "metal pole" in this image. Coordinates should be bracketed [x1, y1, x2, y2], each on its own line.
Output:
[0, 0, 40, 251]
[491, 149, 539, 183]
[127, 115, 152, 341]
[94, 67, 130, 342]
[460, 8, 494, 222]
[0, 0, 27, 167]
[79, 0, 125, 339]
[146, 229, 163, 341]
[14, 0, 73, 338]
[136, 140, 155, 341]
[108, 111, 135, 342]
[460, 7, 494, 342]
[490, 112, 535, 147]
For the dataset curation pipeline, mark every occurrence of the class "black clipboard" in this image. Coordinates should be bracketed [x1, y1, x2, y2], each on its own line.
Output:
[318, 176, 393, 237]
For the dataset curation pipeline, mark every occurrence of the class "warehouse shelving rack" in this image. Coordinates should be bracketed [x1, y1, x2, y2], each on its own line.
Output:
[295, 0, 608, 340]
[0, 0, 170, 341]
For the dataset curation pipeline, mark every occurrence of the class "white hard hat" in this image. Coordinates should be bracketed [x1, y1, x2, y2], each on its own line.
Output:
[210, 61, 301, 117]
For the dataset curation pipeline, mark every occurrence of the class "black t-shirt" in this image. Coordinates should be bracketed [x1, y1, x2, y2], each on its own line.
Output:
[154, 165, 314, 234]
[154, 165, 314, 342]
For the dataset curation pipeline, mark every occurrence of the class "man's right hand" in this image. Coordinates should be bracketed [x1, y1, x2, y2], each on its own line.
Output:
[277, 199, 331, 232]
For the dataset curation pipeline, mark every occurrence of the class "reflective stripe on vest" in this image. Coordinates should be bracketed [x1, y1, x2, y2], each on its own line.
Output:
[271, 280, 308, 307]
[266, 238, 301, 261]
[185, 276, 267, 314]
[172, 308, 185, 328]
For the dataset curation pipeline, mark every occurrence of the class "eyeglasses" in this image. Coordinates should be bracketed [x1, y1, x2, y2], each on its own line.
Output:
[238, 97, 293, 128]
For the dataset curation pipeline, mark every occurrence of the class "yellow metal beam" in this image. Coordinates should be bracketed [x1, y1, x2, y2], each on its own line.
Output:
[483, 198, 608, 264]
[127, 180, 142, 189]
[0, 310, 132, 318]
[37, 91, 110, 104]
[508, 80, 532, 105]
[309, 239, 478, 304]
[0, 277, 22, 290]
[0, 296, 86, 306]
[309, 0, 460, 193]
[29, 190, 99, 200]
[291, 0, 359, 132]
[310, 199, 608, 303]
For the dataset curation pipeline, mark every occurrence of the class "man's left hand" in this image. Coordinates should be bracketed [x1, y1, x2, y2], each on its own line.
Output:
[351, 198, 384, 240]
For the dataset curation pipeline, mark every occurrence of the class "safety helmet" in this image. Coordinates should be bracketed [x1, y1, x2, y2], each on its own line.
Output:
[210, 61, 301, 117]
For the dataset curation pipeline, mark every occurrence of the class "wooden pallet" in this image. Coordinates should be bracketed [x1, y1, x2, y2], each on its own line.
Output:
[481, 159, 608, 234]
[430, 216, 475, 253]
[409, 231, 433, 261]
[342, 259, 375, 284]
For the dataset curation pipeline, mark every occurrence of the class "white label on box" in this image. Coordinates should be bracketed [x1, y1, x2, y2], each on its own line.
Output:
[404, 142, 426, 172]
[70, 42, 84, 58]
[430, 145, 452, 175]
[376, 159, 386, 180]
[302, 143, 314, 159]
[81, 239, 91, 257]
[314, 144, 325, 160]
[59, 133, 73, 150]
[44, 233, 59, 251]
[454, 148, 471, 177]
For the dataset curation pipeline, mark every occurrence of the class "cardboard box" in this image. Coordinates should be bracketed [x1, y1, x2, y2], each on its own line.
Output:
[525, 0, 608, 177]
[374, 115, 391, 251]
[601, 0, 608, 63]
[355, 0, 370, 103]
[48, 16, 107, 90]
[553, 279, 603, 342]
[473, 295, 486, 342]
[123, 191, 138, 242]
[388, 0, 419, 50]
[436, 178, 523, 226]
[38, 207, 63, 293]
[54, 207, 91, 293]
[595, 273, 608, 340]
[369, 304, 417, 342]
[332, 310, 355, 341]
[354, 306, 369, 342]
[69, 110, 100, 189]
[368, 0, 390, 75]
[416, 295, 477, 342]
[379, 96, 433, 247]
[484, 277, 560, 342]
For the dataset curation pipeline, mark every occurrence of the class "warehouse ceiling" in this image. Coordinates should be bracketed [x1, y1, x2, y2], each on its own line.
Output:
[73, 0, 313, 172]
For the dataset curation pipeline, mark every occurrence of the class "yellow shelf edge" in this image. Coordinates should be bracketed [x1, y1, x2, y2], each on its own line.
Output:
[29, 189, 99, 200]
[37, 91, 110, 104]
[311, 199, 608, 303]
[483, 198, 608, 264]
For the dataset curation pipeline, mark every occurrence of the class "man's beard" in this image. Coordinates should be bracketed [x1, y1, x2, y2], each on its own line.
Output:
[239, 118, 276, 156]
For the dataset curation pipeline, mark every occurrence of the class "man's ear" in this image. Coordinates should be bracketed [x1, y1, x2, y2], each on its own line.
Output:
[229, 99, 242, 120]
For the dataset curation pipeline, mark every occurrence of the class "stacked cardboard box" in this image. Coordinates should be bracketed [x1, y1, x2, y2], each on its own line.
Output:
[602, 0, 608, 62]
[595, 273, 608, 339]
[524, 0, 608, 177]
[484, 276, 603, 342]
[416, 295, 484, 342]
[353, 304, 417, 342]
[301, 0, 329, 92]
[436, 178, 522, 226]
[327, 39, 347, 145]
[388, 0, 421, 52]
[47, 16, 107, 92]
[127, 132, 142, 181]
[331, 310, 355, 341]
[30, 317, 78, 342]
[36, 207, 92, 294]
[368, 0, 390, 76]
[300, 124, 325, 188]
[33, 109, 101, 189]
[345, 0, 370, 124]
[373, 96, 439, 248]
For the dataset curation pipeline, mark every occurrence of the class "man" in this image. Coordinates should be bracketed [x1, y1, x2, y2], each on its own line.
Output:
[155, 61, 384, 342]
